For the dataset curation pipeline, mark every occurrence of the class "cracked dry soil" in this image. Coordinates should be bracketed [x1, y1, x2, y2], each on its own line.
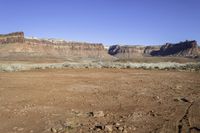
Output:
[0, 69, 199, 133]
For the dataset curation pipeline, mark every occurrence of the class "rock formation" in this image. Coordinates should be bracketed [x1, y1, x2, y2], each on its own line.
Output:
[108, 45, 146, 59]
[24, 38, 108, 58]
[152, 40, 199, 57]
[0, 32, 111, 59]
[0, 32, 199, 60]
[144, 46, 161, 56]
[109, 41, 199, 59]
[0, 32, 24, 44]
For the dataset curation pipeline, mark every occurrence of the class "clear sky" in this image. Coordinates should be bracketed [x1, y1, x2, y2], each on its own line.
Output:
[0, 0, 199, 45]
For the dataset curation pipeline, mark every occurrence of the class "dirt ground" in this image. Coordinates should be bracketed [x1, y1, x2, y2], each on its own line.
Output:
[0, 69, 200, 133]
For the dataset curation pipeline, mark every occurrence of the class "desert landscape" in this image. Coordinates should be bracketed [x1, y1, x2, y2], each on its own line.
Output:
[0, 31, 200, 133]
[0, 68, 200, 133]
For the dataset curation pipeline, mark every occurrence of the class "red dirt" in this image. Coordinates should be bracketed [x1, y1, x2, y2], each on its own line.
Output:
[0, 69, 199, 133]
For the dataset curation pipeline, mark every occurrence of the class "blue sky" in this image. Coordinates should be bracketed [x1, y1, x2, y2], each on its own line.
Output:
[0, 0, 199, 45]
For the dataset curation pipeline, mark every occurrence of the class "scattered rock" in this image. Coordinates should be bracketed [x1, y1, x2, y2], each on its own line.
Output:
[123, 129, 128, 133]
[147, 110, 156, 117]
[174, 97, 190, 103]
[17, 128, 24, 131]
[87, 112, 94, 117]
[118, 127, 124, 131]
[88, 111, 105, 117]
[132, 126, 137, 131]
[94, 111, 105, 117]
[105, 125, 113, 132]
[180, 97, 190, 103]
[51, 127, 57, 133]
[94, 124, 104, 131]
[153, 96, 160, 100]
[114, 122, 120, 128]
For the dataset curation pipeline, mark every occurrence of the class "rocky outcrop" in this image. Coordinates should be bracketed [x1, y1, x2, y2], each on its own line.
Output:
[0, 32, 24, 44]
[24, 38, 108, 58]
[0, 32, 111, 59]
[144, 46, 161, 56]
[109, 40, 199, 59]
[0, 32, 198, 59]
[108, 45, 146, 59]
[151, 40, 199, 57]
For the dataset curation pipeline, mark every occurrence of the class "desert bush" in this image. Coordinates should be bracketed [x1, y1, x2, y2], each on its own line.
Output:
[0, 62, 199, 72]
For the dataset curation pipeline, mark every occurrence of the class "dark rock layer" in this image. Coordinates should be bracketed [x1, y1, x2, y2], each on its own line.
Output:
[108, 41, 199, 58]
[152, 40, 198, 57]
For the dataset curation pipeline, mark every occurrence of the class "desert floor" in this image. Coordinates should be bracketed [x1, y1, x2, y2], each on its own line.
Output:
[0, 69, 199, 133]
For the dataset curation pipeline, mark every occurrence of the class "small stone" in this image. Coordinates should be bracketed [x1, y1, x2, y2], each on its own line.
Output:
[96, 128, 101, 132]
[17, 128, 24, 131]
[132, 126, 136, 131]
[174, 97, 190, 103]
[180, 97, 190, 103]
[93, 111, 105, 117]
[94, 125, 104, 131]
[118, 127, 124, 131]
[51, 127, 57, 133]
[114, 123, 120, 127]
[105, 125, 113, 132]
[13, 127, 18, 130]
[123, 129, 128, 133]
[87, 112, 94, 117]
[147, 110, 156, 117]
[58, 127, 63, 131]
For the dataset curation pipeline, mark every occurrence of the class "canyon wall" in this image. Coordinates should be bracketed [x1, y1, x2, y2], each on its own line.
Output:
[0, 32, 111, 59]
[108, 45, 146, 59]
[0, 32, 24, 44]
[109, 41, 199, 59]
[151, 40, 199, 57]
[24, 38, 108, 58]
[0, 32, 199, 60]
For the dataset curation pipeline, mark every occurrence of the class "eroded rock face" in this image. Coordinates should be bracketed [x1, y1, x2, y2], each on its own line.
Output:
[0, 32, 111, 59]
[108, 45, 146, 59]
[144, 46, 161, 56]
[151, 40, 199, 57]
[0, 32, 24, 44]
[108, 45, 121, 55]
[108, 41, 199, 59]
[24, 38, 109, 58]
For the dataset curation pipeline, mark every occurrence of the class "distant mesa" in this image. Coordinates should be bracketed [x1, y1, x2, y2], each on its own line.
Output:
[0, 32, 111, 59]
[108, 41, 199, 58]
[151, 40, 198, 57]
[0, 31, 199, 59]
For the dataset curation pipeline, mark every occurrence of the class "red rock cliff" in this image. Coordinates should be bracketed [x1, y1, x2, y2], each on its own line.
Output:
[0, 32, 24, 44]
[0, 32, 111, 59]
[24, 38, 108, 58]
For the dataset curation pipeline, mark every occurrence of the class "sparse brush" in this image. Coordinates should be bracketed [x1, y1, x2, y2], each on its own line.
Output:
[0, 62, 200, 72]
